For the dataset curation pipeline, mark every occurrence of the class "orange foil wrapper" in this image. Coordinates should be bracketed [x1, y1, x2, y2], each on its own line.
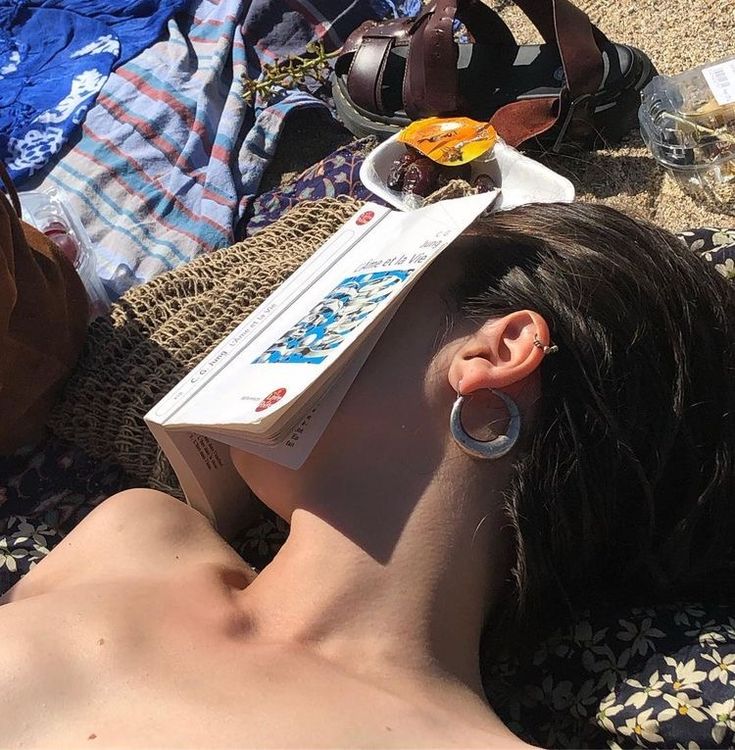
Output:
[398, 117, 497, 165]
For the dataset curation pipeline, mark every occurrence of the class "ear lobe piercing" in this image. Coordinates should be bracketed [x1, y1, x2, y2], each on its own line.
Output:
[450, 390, 521, 460]
[533, 333, 559, 355]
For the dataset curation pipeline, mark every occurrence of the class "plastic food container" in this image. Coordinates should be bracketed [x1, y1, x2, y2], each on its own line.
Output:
[19, 188, 110, 319]
[639, 55, 735, 211]
[360, 134, 575, 212]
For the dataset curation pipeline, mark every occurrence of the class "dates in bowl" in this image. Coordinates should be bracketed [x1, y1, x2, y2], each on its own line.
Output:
[386, 146, 497, 202]
[359, 130, 575, 213]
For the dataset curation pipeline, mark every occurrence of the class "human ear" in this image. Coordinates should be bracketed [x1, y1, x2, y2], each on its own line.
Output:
[447, 310, 550, 394]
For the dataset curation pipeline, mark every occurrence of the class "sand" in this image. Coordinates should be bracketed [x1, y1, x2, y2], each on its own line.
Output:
[265, 0, 735, 231]
[492, 0, 735, 230]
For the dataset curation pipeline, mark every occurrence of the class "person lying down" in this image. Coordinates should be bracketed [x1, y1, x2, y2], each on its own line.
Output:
[2, 202, 734, 748]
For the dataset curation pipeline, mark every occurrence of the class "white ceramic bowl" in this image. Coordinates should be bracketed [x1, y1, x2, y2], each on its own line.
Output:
[359, 134, 575, 212]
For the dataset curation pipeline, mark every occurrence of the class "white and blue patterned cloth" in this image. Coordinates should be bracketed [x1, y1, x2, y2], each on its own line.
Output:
[0, 0, 188, 182]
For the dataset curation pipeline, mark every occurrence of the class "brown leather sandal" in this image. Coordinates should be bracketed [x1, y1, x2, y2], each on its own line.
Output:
[332, 0, 656, 152]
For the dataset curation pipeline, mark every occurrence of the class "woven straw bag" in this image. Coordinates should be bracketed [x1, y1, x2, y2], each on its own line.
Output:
[50, 198, 363, 494]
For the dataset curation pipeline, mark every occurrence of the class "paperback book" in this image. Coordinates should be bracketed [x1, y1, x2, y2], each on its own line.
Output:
[146, 192, 497, 525]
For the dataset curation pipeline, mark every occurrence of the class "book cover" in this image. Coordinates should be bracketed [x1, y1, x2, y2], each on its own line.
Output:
[146, 192, 497, 527]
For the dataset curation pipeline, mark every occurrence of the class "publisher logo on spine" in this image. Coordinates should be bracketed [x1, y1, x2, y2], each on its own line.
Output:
[356, 210, 375, 226]
[255, 387, 287, 412]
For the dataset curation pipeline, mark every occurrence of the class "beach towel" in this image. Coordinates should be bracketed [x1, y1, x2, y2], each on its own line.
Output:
[25, 0, 394, 297]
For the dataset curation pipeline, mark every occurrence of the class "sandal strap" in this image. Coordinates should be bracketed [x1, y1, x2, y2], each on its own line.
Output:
[489, 0, 607, 149]
[401, 0, 606, 107]
[340, 17, 412, 56]
[341, 0, 514, 119]
[489, 96, 561, 147]
[403, 0, 459, 118]
[346, 35, 395, 115]
[404, 0, 515, 118]
[514, 0, 607, 97]
[342, 17, 414, 115]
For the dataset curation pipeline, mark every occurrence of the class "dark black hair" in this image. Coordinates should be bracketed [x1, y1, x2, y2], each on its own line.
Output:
[456, 202, 735, 642]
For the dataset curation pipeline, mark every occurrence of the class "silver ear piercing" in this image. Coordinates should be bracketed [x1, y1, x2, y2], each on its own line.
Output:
[533, 333, 558, 355]
[450, 390, 521, 460]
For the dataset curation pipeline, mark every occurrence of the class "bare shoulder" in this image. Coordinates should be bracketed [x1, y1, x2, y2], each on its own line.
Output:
[1, 489, 255, 603]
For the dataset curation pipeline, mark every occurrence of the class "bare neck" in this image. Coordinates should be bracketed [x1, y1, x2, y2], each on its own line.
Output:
[236, 462, 511, 709]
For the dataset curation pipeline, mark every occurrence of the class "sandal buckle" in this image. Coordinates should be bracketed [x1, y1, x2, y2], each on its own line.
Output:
[551, 91, 595, 153]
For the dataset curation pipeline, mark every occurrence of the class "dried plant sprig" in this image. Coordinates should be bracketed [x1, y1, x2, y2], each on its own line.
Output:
[242, 40, 340, 106]
[658, 109, 735, 147]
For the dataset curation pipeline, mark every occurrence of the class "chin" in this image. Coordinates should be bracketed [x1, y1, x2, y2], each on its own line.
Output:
[229, 446, 302, 522]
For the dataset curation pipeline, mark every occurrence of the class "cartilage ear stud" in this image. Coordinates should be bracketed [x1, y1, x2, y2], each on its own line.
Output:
[533, 333, 558, 355]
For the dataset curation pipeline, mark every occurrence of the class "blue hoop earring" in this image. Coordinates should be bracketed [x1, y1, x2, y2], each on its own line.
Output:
[450, 390, 521, 460]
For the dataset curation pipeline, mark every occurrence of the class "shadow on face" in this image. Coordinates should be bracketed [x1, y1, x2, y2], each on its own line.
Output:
[230, 241, 480, 563]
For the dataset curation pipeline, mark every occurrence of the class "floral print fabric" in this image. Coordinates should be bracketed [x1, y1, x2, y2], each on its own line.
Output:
[484, 603, 735, 748]
[0, 438, 132, 593]
[0, 0, 193, 182]
[244, 137, 385, 237]
[680, 227, 735, 280]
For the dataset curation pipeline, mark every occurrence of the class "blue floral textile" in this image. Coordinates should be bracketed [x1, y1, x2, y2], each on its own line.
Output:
[0, 0, 190, 65]
[245, 137, 384, 237]
[11, 0, 191, 66]
[484, 602, 735, 749]
[0, 0, 188, 182]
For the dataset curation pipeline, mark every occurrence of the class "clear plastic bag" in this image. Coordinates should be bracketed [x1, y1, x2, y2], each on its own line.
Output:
[19, 188, 111, 318]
